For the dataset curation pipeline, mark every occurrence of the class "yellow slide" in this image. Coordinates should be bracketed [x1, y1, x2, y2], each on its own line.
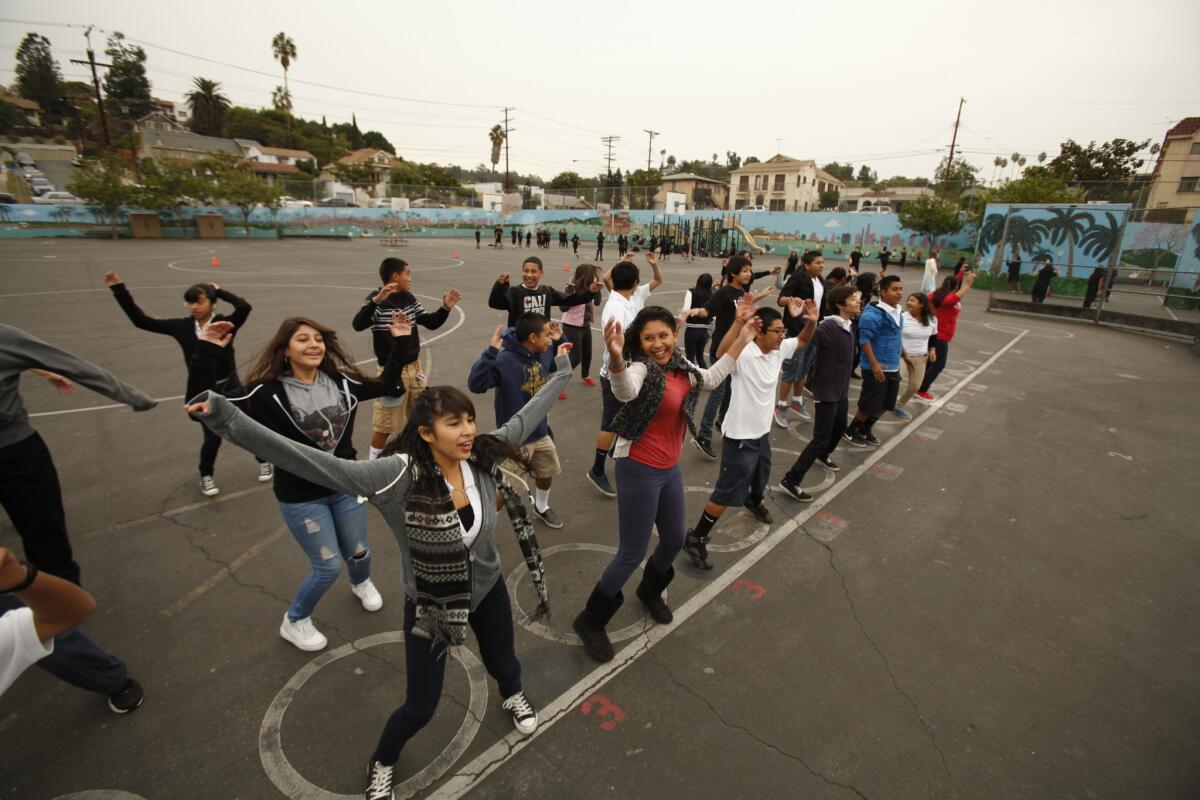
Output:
[731, 222, 766, 255]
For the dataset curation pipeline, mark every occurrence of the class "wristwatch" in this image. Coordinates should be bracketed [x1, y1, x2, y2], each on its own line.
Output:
[0, 561, 37, 594]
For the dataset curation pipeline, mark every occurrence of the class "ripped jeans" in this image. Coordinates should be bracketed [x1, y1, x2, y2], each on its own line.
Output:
[277, 492, 371, 622]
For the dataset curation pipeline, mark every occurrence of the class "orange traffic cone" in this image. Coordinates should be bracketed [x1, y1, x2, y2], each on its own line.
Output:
[451, 251, 460, 259]
[211, 256, 219, 267]
[563, 263, 570, 271]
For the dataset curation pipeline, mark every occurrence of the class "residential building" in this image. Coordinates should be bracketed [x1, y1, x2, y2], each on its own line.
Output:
[727, 154, 846, 211]
[152, 98, 190, 126]
[326, 148, 400, 180]
[655, 173, 729, 210]
[133, 111, 187, 135]
[0, 88, 42, 127]
[840, 185, 934, 212]
[136, 128, 241, 162]
[1145, 117, 1200, 224]
[243, 144, 316, 169]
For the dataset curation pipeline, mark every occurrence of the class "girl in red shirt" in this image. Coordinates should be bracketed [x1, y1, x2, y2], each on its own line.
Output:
[572, 306, 759, 663]
[917, 271, 975, 400]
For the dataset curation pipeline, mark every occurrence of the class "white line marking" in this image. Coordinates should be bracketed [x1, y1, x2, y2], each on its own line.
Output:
[159, 525, 287, 618]
[426, 327, 1029, 799]
[1163, 304, 1179, 322]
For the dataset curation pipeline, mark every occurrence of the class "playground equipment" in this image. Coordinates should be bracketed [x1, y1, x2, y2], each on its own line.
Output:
[725, 214, 766, 255]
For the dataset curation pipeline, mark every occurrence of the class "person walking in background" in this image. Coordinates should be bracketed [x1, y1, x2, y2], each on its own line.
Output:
[595, 231, 606, 260]
[849, 246, 864, 272]
[776, 285, 863, 502]
[680, 273, 715, 368]
[1006, 248, 1022, 292]
[525, 230, 532, 249]
[0, 323, 154, 713]
[878, 246, 892, 275]
[475, 226, 481, 249]
[103, 272, 265, 497]
[891, 292, 938, 420]
[1031, 261, 1055, 303]
[899, 247, 908, 268]
[494, 224, 503, 249]
[1083, 267, 1105, 309]
[916, 271, 975, 402]
[921, 250, 939, 293]
[572, 233, 581, 256]
[560, 263, 603, 386]
[572, 308, 758, 662]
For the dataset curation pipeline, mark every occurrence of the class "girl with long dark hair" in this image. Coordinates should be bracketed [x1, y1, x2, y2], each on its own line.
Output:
[560, 263, 603, 385]
[892, 292, 938, 418]
[573, 306, 760, 662]
[680, 273, 715, 367]
[850, 271, 878, 379]
[185, 315, 412, 653]
[186, 341, 572, 800]
[916, 270, 975, 401]
[952, 257, 968, 290]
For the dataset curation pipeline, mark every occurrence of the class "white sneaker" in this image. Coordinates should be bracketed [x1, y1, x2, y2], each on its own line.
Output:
[279, 614, 327, 651]
[502, 691, 538, 735]
[199, 475, 219, 497]
[772, 407, 789, 428]
[258, 463, 274, 482]
[789, 398, 812, 420]
[351, 579, 383, 612]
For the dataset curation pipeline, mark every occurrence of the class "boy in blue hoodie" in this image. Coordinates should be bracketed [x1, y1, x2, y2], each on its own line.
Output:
[468, 312, 573, 528]
[844, 275, 904, 447]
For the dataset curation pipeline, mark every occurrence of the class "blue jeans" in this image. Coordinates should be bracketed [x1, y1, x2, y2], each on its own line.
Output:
[0, 596, 128, 694]
[697, 375, 731, 441]
[598, 459, 687, 597]
[277, 492, 371, 622]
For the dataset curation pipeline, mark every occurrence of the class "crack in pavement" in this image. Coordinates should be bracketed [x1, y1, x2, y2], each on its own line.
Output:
[644, 657, 871, 800]
[800, 522, 952, 779]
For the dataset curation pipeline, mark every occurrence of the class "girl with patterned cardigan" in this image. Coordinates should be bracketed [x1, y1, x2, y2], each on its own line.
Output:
[571, 305, 762, 664]
[185, 332, 572, 800]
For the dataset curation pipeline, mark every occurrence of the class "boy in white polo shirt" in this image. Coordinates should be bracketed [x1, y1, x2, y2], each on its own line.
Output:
[684, 297, 819, 570]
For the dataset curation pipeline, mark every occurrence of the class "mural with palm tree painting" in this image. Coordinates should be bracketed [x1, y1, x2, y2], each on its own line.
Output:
[975, 204, 1130, 280]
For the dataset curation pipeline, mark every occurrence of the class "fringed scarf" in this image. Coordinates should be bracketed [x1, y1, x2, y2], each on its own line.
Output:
[404, 453, 548, 653]
[610, 349, 704, 442]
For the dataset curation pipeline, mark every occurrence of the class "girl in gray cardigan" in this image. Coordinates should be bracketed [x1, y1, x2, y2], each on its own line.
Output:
[186, 344, 572, 800]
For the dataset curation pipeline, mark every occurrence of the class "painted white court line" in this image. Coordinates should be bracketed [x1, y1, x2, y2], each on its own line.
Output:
[426, 327, 1029, 800]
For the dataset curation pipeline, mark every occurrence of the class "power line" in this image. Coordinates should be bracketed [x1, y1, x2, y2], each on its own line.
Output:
[601, 136, 619, 177]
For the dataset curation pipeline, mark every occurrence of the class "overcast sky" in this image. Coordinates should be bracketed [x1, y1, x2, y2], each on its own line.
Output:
[1, 0, 1196, 184]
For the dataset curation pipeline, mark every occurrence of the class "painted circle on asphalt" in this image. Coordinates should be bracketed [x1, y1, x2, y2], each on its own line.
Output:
[985, 321, 1074, 339]
[259, 631, 487, 800]
[51, 794, 147, 800]
[681, 486, 771, 552]
[773, 444, 837, 493]
[507, 542, 659, 646]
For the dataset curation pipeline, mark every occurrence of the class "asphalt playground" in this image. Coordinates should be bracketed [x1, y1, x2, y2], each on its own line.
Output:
[1, 236, 1198, 800]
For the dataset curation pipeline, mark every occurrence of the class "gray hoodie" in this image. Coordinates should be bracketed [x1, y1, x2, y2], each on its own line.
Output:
[194, 354, 571, 610]
[0, 323, 157, 449]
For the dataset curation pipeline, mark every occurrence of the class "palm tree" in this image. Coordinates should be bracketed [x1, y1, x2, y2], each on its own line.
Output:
[488, 124, 505, 179]
[51, 206, 74, 226]
[272, 86, 293, 117]
[1041, 207, 1094, 277]
[980, 212, 1007, 272]
[186, 77, 231, 136]
[1079, 212, 1122, 266]
[271, 32, 297, 144]
[0, 205, 12, 224]
[1037, 152, 1047, 164]
[992, 157, 1003, 184]
[1009, 153, 1023, 181]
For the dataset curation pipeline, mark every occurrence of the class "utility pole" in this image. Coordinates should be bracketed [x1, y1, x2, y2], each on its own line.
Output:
[601, 135, 619, 177]
[70, 26, 111, 147]
[502, 107, 515, 192]
[942, 97, 965, 194]
[643, 129, 659, 172]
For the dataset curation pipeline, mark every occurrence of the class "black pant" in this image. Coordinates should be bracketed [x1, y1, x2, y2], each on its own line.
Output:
[0, 431, 80, 585]
[595, 244, 604, 259]
[372, 580, 522, 765]
[563, 323, 593, 378]
[785, 399, 848, 483]
[684, 328, 709, 367]
[919, 339, 949, 393]
[1083, 287, 1099, 308]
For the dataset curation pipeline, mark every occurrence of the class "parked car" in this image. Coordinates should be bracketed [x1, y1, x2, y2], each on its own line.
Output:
[16, 153, 35, 167]
[34, 191, 81, 204]
[21, 167, 43, 180]
[368, 197, 394, 208]
[852, 205, 893, 214]
[316, 197, 358, 207]
[30, 178, 54, 196]
[279, 196, 313, 209]
[0, 192, 16, 204]
[740, 204, 768, 212]
[410, 198, 448, 209]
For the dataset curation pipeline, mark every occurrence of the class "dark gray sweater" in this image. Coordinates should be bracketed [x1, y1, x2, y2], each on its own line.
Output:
[193, 354, 572, 610]
[0, 323, 157, 449]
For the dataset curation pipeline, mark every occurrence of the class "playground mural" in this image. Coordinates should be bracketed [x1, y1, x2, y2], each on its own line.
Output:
[0, 203, 975, 252]
[973, 203, 1132, 279]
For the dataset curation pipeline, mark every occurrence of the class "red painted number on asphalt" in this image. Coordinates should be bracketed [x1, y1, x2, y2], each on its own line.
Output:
[581, 693, 625, 730]
[732, 578, 766, 600]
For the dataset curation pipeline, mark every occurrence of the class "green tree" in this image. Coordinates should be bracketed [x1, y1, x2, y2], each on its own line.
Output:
[1047, 138, 1150, 200]
[362, 130, 394, 154]
[743, 155, 760, 165]
[13, 33, 66, 118]
[271, 33, 298, 145]
[271, 86, 293, 117]
[68, 156, 137, 238]
[967, 170, 1084, 229]
[821, 161, 854, 182]
[626, 168, 661, 210]
[1041, 206, 1094, 277]
[547, 171, 590, 191]
[197, 153, 279, 236]
[897, 196, 963, 248]
[135, 159, 205, 236]
[0, 101, 26, 131]
[103, 32, 154, 121]
[818, 189, 840, 210]
[726, 151, 741, 170]
[488, 124, 505, 182]
[935, 156, 980, 196]
[185, 77, 230, 137]
[855, 164, 877, 184]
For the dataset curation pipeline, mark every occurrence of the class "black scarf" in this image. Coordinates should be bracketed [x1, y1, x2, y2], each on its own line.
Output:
[610, 349, 704, 443]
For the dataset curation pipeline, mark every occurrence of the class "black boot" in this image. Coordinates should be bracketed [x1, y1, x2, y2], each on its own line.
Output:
[572, 587, 624, 663]
[683, 528, 714, 571]
[635, 560, 675, 624]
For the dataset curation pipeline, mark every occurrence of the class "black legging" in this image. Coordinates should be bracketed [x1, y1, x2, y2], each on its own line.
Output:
[563, 323, 593, 379]
[372, 581, 521, 765]
[918, 339, 950, 393]
[684, 327, 709, 367]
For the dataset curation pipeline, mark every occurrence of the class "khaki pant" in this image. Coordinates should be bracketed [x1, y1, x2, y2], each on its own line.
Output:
[371, 362, 427, 434]
[503, 435, 561, 481]
[896, 354, 929, 409]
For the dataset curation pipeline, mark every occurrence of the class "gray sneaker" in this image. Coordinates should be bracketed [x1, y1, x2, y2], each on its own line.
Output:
[531, 502, 564, 529]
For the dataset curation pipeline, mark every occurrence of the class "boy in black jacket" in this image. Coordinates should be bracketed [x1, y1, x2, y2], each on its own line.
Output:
[352, 257, 461, 460]
[488, 256, 601, 328]
[103, 270, 262, 497]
